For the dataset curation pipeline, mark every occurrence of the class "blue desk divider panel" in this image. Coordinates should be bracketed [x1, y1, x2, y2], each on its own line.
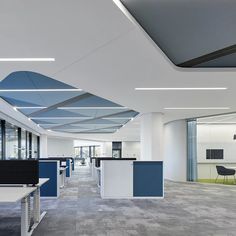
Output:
[133, 161, 163, 197]
[39, 161, 59, 197]
[66, 159, 70, 177]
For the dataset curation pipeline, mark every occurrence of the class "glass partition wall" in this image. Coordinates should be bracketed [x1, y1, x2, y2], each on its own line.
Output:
[196, 113, 236, 185]
[0, 119, 40, 160]
[5, 122, 18, 160]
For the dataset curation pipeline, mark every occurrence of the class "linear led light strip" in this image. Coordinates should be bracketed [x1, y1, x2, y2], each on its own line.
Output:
[58, 106, 128, 110]
[15, 106, 47, 109]
[15, 106, 128, 109]
[164, 107, 230, 110]
[0, 89, 82, 92]
[198, 122, 236, 124]
[37, 123, 60, 126]
[102, 117, 134, 119]
[0, 58, 55, 62]
[135, 87, 227, 91]
[30, 117, 93, 120]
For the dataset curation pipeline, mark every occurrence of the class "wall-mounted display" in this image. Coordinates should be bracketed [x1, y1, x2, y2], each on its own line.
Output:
[206, 149, 224, 160]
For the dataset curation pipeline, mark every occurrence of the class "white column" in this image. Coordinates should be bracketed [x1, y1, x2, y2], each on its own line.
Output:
[164, 120, 187, 181]
[40, 134, 48, 158]
[140, 112, 164, 161]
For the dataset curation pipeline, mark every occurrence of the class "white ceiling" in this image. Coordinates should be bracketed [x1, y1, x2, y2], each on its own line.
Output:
[0, 0, 236, 141]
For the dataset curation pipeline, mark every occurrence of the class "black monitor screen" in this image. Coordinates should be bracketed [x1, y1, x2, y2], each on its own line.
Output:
[206, 149, 224, 159]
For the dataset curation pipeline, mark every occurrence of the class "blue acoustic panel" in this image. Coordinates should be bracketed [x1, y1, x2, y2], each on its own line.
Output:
[133, 161, 163, 197]
[66, 159, 70, 177]
[39, 161, 58, 197]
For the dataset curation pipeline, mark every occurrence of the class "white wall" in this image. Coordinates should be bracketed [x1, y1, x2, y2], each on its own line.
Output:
[47, 137, 74, 157]
[74, 140, 103, 147]
[197, 124, 236, 163]
[100, 141, 141, 158]
[164, 120, 187, 181]
[101, 142, 112, 156]
[197, 124, 236, 179]
[122, 142, 140, 159]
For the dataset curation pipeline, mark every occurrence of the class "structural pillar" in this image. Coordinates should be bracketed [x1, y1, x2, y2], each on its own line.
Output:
[140, 112, 164, 161]
[40, 134, 48, 158]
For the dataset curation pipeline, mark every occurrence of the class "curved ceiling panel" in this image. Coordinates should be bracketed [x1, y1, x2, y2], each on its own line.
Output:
[0, 71, 138, 133]
[120, 0, 236, 67]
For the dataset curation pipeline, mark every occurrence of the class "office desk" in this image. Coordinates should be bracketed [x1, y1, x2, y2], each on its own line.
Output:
[0, 178, 49, 236]
[60, 167, 67, 188]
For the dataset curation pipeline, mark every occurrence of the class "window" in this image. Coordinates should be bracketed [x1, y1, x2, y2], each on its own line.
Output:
[21, 129, 27, 159]
[5, 122, 18, 160]
[32, 134, 38, 159]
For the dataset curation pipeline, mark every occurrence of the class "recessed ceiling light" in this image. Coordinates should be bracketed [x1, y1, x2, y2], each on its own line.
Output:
[164, 107, 230, 110]
[30, 117, 93, 120]
[58, 106, 128, 110]
[135, 87, 227, 91]
[47, 129, 52, 132]
[0, 89, 82, 92]
[0, 58, 55, 62]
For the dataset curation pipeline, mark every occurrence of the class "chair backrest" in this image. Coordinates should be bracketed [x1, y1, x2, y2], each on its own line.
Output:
[216, 165, 227, 175]
[216, 165, 235, 175]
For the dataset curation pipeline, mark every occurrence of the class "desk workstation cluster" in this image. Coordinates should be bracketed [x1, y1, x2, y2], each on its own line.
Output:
[0, 160, 48, 236]
[90, 157, 164, 199]
[39, 157, 75, 197]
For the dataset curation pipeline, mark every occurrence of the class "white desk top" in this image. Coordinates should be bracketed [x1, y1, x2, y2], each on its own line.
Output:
[37, 178, 49, 187]
[0, 187, 36, 203]
[0, 178, 49, 203]
[60, 167, 68, 171]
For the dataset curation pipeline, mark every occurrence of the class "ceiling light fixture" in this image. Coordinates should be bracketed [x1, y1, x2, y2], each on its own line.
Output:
[30, 117, 93, 120]
[0, 58, 55, 62]
[0, 89, 82, 92]
[36, 123, 60, 126]
[102, 117, 134, 120]
[135, 87, 227, 91]
[58, 106, 128, 110]
[164, 107, 230, 110]
[16, 106, 47, 109]
[198, 122, 236, 124]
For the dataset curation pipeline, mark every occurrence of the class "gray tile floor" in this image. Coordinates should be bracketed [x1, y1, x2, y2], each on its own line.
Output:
[0, 164, 236, 236]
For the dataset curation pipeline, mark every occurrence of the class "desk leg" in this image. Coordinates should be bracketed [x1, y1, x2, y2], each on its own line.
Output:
[29, 187, 47, 235]
[21, 196, 30, 236]
[33, 187, 40, 223]
[63, 171, 65, 187]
